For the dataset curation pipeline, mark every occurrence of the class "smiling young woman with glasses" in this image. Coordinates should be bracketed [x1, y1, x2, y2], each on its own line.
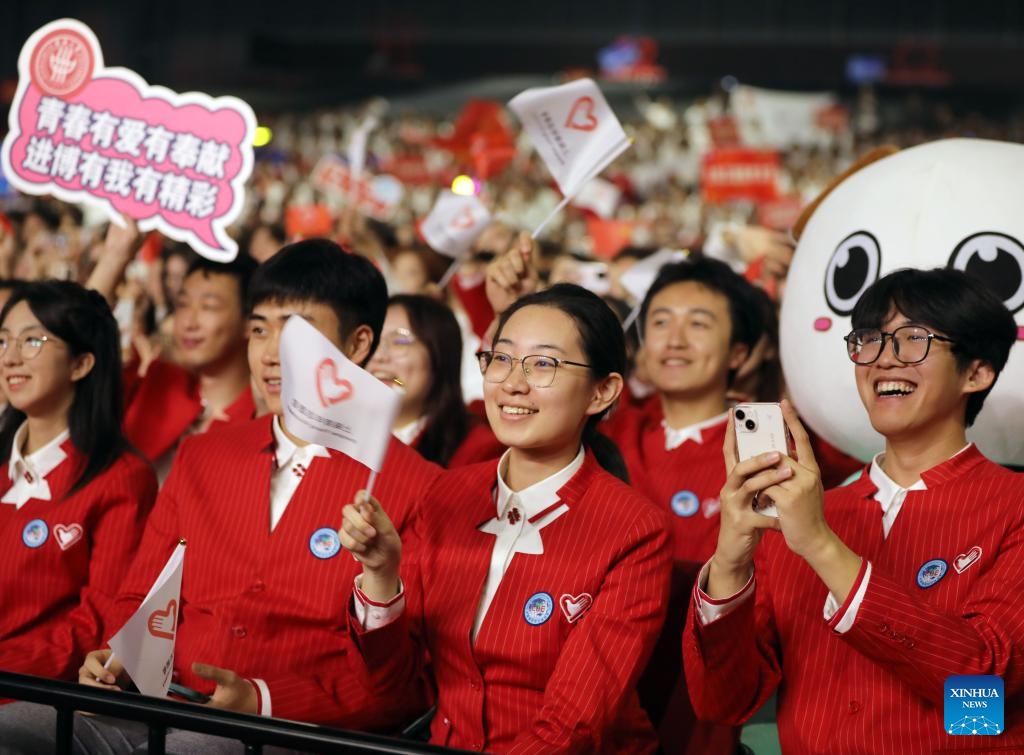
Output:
[367, 294, 504, 468]
[0, 280, 156, 683]
[342, 283, 673, 753]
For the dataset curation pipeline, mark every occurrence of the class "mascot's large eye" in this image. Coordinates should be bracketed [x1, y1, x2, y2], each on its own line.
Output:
[948, 232, 1024, 313]
[824, 231, 881, 316]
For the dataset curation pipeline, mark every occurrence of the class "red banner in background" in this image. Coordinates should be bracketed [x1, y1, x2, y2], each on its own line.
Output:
[700, 148, 780, 205]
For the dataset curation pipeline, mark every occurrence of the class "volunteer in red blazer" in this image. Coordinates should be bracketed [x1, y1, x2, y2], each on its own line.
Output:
[685, 268, 1024, 752]
[367, 294, 504, 468]
[122, 254, 258, 479]
[0, 241, 441, 752]
[0, 281, 156, 680]
[343, 284, 673, 754]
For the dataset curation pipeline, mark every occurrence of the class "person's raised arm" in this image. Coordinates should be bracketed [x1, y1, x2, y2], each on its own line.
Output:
[86, 218, 143, 306]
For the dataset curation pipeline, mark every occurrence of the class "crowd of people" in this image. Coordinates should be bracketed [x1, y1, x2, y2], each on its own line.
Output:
[0, 86, 1020, 753]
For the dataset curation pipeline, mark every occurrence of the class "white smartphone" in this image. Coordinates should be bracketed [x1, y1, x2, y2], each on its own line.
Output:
[733, 402, 787, 518]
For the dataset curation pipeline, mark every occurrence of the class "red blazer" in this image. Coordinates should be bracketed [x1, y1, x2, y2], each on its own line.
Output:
[108, 415, 440, 727]
[350, 454, 673, 753]
[603, 399, 737, 754]
[410, 418, 505, 469]
[123, 359, 256, 462]
[684, 446, 1024, 753]
[0, 444, 157, 679]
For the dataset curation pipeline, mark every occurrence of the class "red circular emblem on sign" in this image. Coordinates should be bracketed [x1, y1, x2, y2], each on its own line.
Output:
[29, 28, 94, 98]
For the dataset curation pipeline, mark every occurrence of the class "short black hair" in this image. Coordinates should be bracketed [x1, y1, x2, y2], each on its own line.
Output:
[851, 267, 1017, 426]
[185, 253, 258, 308]
[639, 257, 765, 384]
[247, 238, 387, 358]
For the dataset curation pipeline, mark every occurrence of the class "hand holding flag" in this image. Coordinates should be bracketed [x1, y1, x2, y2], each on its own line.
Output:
[105, 541, 185, 697]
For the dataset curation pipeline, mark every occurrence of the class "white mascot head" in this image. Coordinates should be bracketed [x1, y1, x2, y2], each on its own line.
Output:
[780, 138, 1024, 466]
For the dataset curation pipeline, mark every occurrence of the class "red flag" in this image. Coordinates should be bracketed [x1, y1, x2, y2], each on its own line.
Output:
[433, 100, 516, 180]
[586, 216, 635, 259]
[285, 205, 334, 239]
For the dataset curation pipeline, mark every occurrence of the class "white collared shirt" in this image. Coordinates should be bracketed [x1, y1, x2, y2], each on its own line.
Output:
[472, 447, 584, 640]
[2, 423, 70, 508]
[662, 410, 730, 451]
[352, 447, 585, 641]
[268, 416, 330, 531]
[392, 416, 428, 446]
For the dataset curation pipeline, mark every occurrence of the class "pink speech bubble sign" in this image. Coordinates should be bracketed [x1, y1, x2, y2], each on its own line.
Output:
[1, 19, 255, 262]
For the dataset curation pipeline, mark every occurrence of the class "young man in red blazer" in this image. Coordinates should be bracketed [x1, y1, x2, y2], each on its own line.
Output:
[0, 240, 440, 752]
[123, 254, 258, 479]
[686, 268, 1024, 752]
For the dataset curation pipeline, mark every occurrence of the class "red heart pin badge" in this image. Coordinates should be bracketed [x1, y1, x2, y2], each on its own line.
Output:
[559, 592, 594, 623]
[147, 599, 178, 640]
[316, 359, 354, 407]
[54, 522, 83, 551]
[953, 546, 982, 574]
[564, 96, 599, 132]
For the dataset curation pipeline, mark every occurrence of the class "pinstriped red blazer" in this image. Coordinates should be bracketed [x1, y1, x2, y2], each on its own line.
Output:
[123, 359, 256, 463]
[0, 444, 156, 680]
[685, 445, 1024, 753]
[109, 415, 440, 727]
[351, 453, 673, 753]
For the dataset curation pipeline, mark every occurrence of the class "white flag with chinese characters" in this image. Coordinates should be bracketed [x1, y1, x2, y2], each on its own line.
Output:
[280, 316, 399, 472]
[106, 541, 185, 697]
[420, 191, 492, 259]
[508, 78, 631, 200]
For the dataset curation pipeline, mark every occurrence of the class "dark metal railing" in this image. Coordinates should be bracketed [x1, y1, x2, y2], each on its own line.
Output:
[0, 671, 460, 754]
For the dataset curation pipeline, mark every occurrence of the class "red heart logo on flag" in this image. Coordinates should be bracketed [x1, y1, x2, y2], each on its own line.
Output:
[316, 359, 354, 407]
[54, 523, 83, 551]
[147, 599, 177, 640]
[564, 97, 599, 132]
[449, 206, 476, 230]
[559, 592, 594, 623]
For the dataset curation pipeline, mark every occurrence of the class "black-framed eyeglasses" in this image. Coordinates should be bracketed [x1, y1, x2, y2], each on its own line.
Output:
[0, 333, 54, 361]
[844, 325, 955, 365]
[476, 350, 592, 388]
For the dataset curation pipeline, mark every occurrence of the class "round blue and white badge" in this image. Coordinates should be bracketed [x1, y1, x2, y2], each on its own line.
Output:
[917, 558, 948, 589]
[309, 527, 342, 559]
[523, 592, 554, 626]
[22, 518, 49, 548]
[670, 490, 700, 518]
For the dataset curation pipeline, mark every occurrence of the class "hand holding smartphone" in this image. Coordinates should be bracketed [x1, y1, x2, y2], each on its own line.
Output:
[733, 402, 788, 518]
[168, 682, 211, 704]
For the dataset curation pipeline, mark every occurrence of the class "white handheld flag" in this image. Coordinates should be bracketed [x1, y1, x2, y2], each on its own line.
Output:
[509, 78, 631, 236]
[619, 248, 691, 332]
[280, 316, 399, 473]
[347, 115, 379, 181]
[420, 191, 493, 260]
[107, 541, 185, 698]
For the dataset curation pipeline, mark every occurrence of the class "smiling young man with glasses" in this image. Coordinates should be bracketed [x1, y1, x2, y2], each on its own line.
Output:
[684, 267, 1024, 752]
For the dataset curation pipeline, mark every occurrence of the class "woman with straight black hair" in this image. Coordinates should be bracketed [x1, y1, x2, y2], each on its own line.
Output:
[342, 283, 672, 753]
[0, 280, 157, 681]
[367, 294, 504, 467]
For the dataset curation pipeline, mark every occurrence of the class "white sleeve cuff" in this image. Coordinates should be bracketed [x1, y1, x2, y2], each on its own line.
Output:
[353, 574, 406, 630]
[824, 561, 873, 634]
[694, 558, 756, 626]
[251, 678, 272, 717]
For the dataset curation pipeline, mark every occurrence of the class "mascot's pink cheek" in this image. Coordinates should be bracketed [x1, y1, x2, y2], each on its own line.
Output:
[1017, 325, 1024, 341]
[814, 317, 832, 332]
